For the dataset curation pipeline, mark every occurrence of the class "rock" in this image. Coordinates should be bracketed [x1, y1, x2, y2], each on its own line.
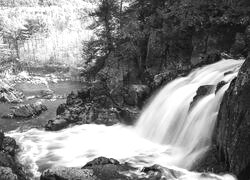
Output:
[196, 57, 250, 180]
[2, 102, 47, 119]
[56, 103, 67, 116]
[66, 91, 82, 106]
[1, 137, 18, 156]
[83, 157, 120, 168]
[215, 81, 227, 93]
[45, 119, 69, 131]
[0, 152, 16, 168]
[39, 89, 54, 99]
[0, 130, 4, 148]
[141, 164, 184, 180]
[0, 166, 18, 180]
[0, 131, 27, 180]
[40, 167, 95, 180]
[189, 85, 214, 110]
[0, 87, 24, 104]
[214, 58, 250, 179]
[82, 157, 133, 180]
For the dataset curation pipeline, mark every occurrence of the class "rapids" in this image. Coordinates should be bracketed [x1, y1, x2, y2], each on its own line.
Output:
[7, 59, 244, 179]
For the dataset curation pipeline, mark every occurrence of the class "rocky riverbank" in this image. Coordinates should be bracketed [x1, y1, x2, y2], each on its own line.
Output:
[0, 131, 28, 180]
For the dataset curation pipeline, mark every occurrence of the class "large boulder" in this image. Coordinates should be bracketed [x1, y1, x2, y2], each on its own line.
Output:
[45, 119, 69, 131]
[81, 157, 133, 180]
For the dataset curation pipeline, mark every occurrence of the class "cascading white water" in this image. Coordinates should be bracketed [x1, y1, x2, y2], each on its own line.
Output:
[7, 59, 244, 179]
[136, 59, 243, 168]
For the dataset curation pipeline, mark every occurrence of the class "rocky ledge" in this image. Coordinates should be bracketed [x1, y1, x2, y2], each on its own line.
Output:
[44, 80, 144, 131]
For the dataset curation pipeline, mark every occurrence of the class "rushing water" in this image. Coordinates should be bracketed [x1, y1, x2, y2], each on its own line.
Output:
[7, 59, 244, 179]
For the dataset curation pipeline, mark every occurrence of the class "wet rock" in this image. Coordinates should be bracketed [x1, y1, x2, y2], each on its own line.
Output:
[215, 81, 227, 93]
[2, 102, 47, 119]
[82, 157, 133, 180]
[56, 103, 67, 116]
[214, 57, 250, 179]
[40, 167, 95, 180]
[190, 85, 214, 110]
[0, 132, 28, 180]
[141, 164, 184, 180]
[83, 157, 120, 168]
[0, 152, 16, 168]
[0, 166, 18, 180]
[1, 137, 18, 156]
[66, 91, 82, 106]
[196, 57, 250, 180]
[0, 130, 4, 148]
[45, 119, 69, 131]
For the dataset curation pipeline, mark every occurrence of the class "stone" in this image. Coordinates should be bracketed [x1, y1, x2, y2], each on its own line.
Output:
[82, 157, 132, 180]
[0, 166, 18, 180]
[45, 119, 69, 131]
[1, 137, 18, 156]
[83, 157, 120, 168]
[189, 85, 214, 110]
[40, 167, 95, 180]
[0, 130, 4, 148]
[56, 103, 67, 116]
[215, 81, 227, 93]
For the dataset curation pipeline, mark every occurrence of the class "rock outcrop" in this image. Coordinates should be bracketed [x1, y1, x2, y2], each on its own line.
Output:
[189, 85, 214, 110]
[194, 58, 250, 180]
[0, 130, 28, 180]
[45, 81, 142, 131]
[0, 80, 24, 104]
[2, 102, 47, 119]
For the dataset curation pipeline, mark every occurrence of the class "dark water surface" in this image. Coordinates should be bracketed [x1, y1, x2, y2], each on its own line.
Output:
[0, 81, 83, 132]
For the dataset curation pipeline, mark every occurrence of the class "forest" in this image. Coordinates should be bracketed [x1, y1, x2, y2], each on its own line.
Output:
[0, 0, 250, 180]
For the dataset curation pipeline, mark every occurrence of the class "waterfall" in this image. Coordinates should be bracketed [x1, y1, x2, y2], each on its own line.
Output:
[135, 59, 244, 168]
[7, 59, 244, 179]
